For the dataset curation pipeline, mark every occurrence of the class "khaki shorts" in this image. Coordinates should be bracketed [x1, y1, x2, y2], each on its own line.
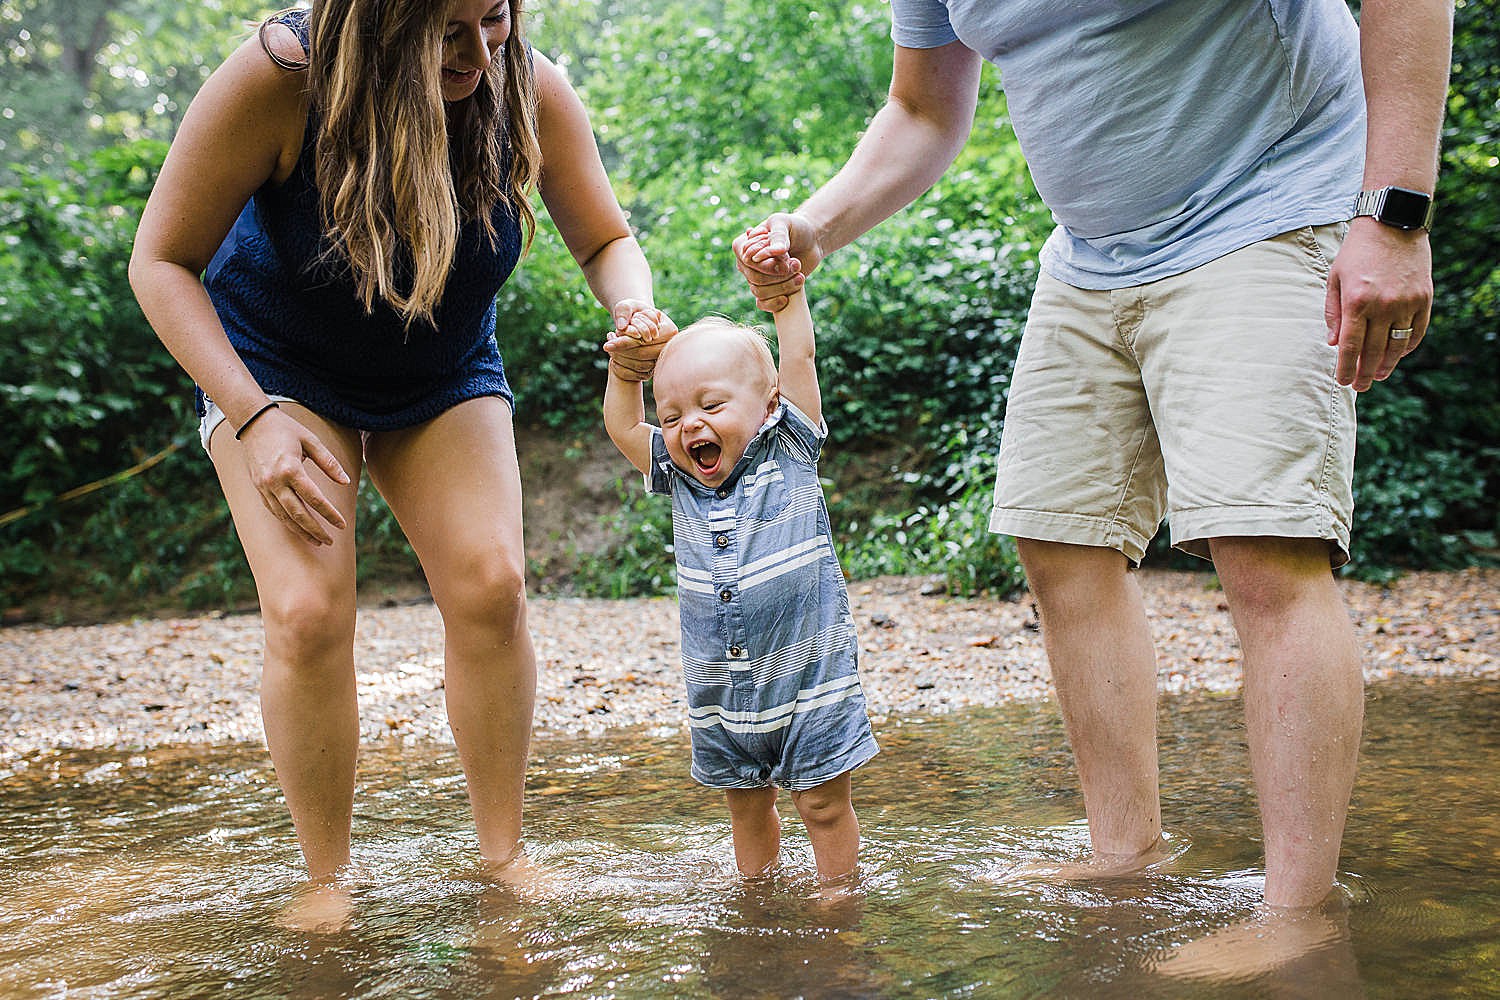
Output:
[989, 224, 1356, 567]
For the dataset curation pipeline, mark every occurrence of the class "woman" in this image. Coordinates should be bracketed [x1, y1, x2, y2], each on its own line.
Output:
[129, 0, 670, 886]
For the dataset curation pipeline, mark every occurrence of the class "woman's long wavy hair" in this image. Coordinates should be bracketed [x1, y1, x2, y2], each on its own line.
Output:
[302, 0, 540, 328]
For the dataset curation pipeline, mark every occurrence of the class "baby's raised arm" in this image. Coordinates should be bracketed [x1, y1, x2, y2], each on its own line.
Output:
[740, 226, 821, 426]
[604, 366, 653, 475]
[603, 300, 672, 474]
[771, 289, 820, 427]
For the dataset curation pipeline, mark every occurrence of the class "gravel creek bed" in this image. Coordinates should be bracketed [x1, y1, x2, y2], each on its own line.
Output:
[2, 569, 1496, 758]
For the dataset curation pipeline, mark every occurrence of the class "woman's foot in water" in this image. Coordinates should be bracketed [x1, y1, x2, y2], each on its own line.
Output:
[478, 844, 558, 899]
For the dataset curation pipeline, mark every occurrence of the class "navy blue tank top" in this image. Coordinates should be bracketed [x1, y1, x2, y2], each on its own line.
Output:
[201, 10, 522, 430]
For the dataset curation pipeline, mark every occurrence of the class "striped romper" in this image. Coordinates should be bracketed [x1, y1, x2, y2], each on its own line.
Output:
[648, 401, 879, 791]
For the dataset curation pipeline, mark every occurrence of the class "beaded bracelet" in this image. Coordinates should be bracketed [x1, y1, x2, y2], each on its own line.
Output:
[234, 401, 280, 440]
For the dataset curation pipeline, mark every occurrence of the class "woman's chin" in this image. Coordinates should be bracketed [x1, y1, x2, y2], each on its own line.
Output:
[441, 72, 481, 102]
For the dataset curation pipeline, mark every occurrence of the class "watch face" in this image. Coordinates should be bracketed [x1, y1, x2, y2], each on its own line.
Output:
[1382, 187, 1432, 229]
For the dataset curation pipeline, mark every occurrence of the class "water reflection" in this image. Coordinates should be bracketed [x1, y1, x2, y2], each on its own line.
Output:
[1, 678, 1497, 998]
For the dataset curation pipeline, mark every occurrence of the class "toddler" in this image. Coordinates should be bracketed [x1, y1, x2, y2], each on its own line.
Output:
[603, 245, 878, 887]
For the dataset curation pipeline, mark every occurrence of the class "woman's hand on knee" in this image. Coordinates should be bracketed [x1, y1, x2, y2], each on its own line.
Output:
[240, 409, 351, 546]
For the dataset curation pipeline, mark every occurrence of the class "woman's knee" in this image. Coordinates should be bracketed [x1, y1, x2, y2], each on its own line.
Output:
[259, 585, 356, 661]
[434, 549, 527, 626]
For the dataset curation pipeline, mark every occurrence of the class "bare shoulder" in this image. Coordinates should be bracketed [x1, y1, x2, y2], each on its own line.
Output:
[184, 31, 309, 181]
[210, 29, 309, 111]
[532, 51, 580, 111]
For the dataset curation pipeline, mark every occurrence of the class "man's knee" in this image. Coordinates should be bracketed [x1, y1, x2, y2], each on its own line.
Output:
[1016, 539, 1131, 600]
[1210, 536, 1338, 619]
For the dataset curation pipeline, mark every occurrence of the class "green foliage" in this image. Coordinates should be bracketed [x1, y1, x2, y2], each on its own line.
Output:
[0, 0, 279, 174]
[0, 140, 204, 601]
[545, 478, 677, 599]
[538, 0, 894, 180]
[1330, 0, 1500, 575]
[1, 0, 1496, 616]
[838, 423, 1025, 597]
[1350, 380, 1498, 573]
[498, 218, 618, 427]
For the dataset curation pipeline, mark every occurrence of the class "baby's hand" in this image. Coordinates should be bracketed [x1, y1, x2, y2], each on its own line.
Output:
[605, 298, 671, 349]
[735, 223, 794, 273]
[605, 298, 678, 381]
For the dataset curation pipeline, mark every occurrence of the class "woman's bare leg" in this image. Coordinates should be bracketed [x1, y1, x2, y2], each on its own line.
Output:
[209, 406, 364, 879]
[366, 397, 535, 863]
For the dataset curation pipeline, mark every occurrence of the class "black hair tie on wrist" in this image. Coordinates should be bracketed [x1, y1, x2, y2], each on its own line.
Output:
[235, 401, 280, 440]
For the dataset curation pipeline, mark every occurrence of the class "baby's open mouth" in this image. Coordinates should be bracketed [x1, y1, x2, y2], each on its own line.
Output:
[689, 441, 721, 474]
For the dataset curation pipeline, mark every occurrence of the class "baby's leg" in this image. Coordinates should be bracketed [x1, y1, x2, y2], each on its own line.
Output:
[725, 786, 781, 876]
[790, 772, 859, 882]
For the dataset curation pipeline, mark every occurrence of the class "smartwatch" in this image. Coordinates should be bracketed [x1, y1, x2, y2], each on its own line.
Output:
[1352, 186, 1435, 231]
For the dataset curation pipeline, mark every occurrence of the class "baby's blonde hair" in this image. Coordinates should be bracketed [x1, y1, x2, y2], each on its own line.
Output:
[658, 316, 778, 392]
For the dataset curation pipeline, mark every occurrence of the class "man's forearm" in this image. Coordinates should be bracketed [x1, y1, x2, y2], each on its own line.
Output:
[799, 41, 982, 255]
[1358, 0, 1452, 193]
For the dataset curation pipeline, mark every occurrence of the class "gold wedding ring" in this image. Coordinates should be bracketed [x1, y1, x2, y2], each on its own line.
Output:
[1389, 326, 1414, 341]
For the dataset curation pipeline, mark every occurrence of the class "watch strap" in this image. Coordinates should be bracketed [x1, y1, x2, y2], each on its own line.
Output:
[1353, 186, 1436, 231]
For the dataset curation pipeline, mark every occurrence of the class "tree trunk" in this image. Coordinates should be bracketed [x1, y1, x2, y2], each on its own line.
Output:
[60, 4, 116, 91]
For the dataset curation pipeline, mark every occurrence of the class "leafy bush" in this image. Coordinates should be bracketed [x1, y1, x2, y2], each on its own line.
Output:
[838, 423, 1024, 597]
[549, 478, 677, 599]
[2, 0, 1496, 617]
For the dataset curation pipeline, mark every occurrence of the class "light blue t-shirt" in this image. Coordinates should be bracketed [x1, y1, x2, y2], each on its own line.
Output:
[891, 0, 1365, 289]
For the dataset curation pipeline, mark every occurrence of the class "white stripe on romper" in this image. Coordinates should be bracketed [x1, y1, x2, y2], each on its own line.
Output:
[739, 536, 829, 590]
[681, 619, 855, 687]
[688, 674, 864, 733]
[676, 563, 717, 595]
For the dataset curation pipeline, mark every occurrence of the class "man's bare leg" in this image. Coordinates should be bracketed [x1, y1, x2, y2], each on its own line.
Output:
[1016, 539, 1164, 869]
[1210, 536, 1363, 909]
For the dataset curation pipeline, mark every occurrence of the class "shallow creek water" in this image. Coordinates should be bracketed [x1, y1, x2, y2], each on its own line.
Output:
[2, 677, 1497, 999]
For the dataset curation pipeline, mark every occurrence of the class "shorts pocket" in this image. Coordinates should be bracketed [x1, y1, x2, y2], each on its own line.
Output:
[1292, 226, 1334, 276]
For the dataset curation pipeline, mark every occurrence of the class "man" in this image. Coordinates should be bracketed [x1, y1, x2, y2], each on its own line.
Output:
[735, 0, 1451, 911]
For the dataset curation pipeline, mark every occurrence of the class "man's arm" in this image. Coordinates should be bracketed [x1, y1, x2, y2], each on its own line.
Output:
[1327, 0, 1453, 392]
[736, 40, 983, 311]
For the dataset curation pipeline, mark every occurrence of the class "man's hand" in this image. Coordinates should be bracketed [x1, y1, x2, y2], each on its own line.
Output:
[733, 213, 822, 313]
[603, 298, 678, 382]
[1325, 220, 1434, 393]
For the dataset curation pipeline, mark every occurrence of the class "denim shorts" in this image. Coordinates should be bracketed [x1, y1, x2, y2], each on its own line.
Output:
[990, 224, 1356, 566]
